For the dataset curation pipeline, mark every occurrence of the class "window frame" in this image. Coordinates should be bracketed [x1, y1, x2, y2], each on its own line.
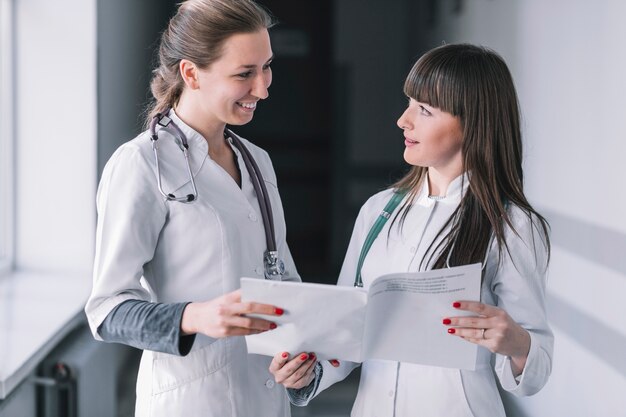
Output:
[0, 0, 15, 276]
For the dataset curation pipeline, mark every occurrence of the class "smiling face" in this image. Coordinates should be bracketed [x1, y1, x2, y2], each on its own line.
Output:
[396, 98, 464, 177]
[182, 29, 273, 129]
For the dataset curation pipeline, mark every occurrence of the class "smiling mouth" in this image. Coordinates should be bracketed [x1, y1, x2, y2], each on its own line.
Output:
[236, 101, 257, 110]
[405, 137, 419, 144]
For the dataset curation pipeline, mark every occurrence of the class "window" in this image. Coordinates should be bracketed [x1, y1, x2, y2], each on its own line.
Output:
[0, 0, 14, 276]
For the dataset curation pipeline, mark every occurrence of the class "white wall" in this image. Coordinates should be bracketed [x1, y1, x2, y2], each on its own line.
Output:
[15, 0, 97, 274]
[416, 1, 626, 415]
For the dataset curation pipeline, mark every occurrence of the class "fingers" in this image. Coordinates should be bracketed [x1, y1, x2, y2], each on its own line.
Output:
[281, 353, 317, 389]
[228, 315, 277, 332]
[445, 326, 487, 340]
[442, 316, 490, 329]
[273, 352, 315, 386]
[452, 300, 501, 317]
[224, 289, 285, 316]
[230, 300, 285, 317]
[269, 351, 290, 374]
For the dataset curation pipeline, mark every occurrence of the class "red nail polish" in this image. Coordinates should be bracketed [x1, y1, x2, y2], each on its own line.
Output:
[269, 323, 277, 329]
[330, 360, 340, 367]
[275, 308, 284, 315]
[448, 328, 456, 334]
[310, 353, 316, 361]
[443, 318, 451, 325]
[300, 354, 309, 361]
[453, 302, 461, 308]
[281, 352, 288, 358]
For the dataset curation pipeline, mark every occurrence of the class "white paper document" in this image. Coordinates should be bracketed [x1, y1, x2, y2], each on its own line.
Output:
[241, 263, 481, 370]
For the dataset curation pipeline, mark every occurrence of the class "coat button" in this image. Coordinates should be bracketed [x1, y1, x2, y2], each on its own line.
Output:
[388, 390, 394, 397]
[265, 379, 275, 389]
[255, 267, 264, 275]
[249, 213, 258, 221]
[409, 246, 417, 253]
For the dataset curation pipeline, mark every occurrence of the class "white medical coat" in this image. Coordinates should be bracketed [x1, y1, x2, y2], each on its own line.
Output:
[85, 111, 299, 417]
[312, 175, 553, 417]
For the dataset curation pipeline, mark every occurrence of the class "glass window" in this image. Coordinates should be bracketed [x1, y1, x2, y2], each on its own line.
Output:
[0, 0, 14, 276]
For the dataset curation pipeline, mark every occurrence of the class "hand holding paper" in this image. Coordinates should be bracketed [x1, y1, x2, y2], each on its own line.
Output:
[241, 263, 482, 370]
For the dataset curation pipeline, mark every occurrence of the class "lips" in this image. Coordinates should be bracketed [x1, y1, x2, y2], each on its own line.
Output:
[404, 137, 419, 146]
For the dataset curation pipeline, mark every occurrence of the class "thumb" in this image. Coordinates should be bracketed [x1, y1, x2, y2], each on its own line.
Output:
[223, 289, 242, 303]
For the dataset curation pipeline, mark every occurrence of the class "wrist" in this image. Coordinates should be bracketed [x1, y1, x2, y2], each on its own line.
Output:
[510, 328, 531, 376]
[180, 302, 197, 336]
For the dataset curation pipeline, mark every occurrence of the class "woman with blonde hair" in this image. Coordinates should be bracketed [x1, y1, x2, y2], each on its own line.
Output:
[85, 1, 309, 415]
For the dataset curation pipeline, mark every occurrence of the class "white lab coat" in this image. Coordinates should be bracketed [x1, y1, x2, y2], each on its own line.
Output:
[311, 175, 553, 417]
[85, 111, 299, 417]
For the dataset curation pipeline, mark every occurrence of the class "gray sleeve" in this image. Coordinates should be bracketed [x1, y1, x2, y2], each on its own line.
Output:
[287, 362, 323, 406]
[97, 299, 196, 356]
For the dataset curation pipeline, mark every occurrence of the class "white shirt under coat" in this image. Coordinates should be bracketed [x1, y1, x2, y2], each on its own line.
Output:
[311, 174, 553, 417]
[85, 111, 299, 417]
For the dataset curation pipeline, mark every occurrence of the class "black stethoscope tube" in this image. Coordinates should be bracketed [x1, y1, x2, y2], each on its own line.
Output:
[227, 129, 277, 252]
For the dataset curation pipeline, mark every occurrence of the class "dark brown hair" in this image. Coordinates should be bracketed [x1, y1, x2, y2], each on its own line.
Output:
[144, 0, 275, 127]
[392, 43, 550, 270]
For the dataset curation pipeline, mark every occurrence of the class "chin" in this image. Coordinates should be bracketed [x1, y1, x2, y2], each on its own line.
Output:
[403, 154, 428, 168]
[403, 150, 420, 166]
[228, 114, 254, 126]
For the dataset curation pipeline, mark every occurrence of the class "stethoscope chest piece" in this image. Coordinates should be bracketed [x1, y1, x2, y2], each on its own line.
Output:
[264, 250, 285, 280]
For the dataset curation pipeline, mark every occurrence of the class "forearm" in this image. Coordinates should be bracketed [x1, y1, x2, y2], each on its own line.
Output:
[98, 299, 196, 355]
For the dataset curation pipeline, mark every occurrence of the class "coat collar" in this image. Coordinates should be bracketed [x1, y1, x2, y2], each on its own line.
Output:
[167, 110, 210, 155]
[415, 172, 469, 207]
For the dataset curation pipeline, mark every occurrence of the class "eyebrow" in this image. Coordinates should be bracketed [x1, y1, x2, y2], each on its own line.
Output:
[236, 55, 274, 69]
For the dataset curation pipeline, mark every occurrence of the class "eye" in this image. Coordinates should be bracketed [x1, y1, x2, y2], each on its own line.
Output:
[419, 105, 432, 116]
[237, 71, 253, 79]
[262, 62, 272, 71]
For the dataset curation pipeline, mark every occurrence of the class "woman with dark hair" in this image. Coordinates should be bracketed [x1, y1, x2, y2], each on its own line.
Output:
[271, 43, 553, 416]
[84, 1, 309, 416]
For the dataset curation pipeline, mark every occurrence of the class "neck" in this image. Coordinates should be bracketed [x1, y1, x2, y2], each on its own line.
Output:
[427, 167, 463, 196]
[175, 92, 227, 151]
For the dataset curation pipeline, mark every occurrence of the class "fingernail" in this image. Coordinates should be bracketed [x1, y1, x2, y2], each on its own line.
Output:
[448, 328, 456, 334]
[330, 360, 340, 367]
[453, 302, 461, 308]
[281, 352, 288, 359]
[275, 308, 284, 315]
[269, 323, 277, 329]
[442, 318, 451, 325]
[300, 354, 309, 361]
[309, 353, 316, 361]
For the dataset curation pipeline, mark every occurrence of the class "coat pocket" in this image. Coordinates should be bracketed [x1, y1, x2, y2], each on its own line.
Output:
[151, 336, 229, 395]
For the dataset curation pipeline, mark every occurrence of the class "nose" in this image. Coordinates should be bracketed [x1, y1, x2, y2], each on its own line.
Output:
[252, 72, 271, 100]
[397, 107, 412, 130]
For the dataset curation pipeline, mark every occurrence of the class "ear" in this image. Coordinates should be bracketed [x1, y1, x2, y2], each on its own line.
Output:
[179, 59, 200, 89]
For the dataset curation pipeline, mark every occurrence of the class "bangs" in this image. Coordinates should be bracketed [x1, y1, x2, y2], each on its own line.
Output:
[403, 47, 469, 118]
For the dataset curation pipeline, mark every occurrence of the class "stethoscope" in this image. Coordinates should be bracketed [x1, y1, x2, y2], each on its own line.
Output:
[149, 109, 285, 281]
[353, 191, 493, 288]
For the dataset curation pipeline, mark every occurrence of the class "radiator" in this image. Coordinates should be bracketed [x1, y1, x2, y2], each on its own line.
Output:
[33, 322, 137, 417]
